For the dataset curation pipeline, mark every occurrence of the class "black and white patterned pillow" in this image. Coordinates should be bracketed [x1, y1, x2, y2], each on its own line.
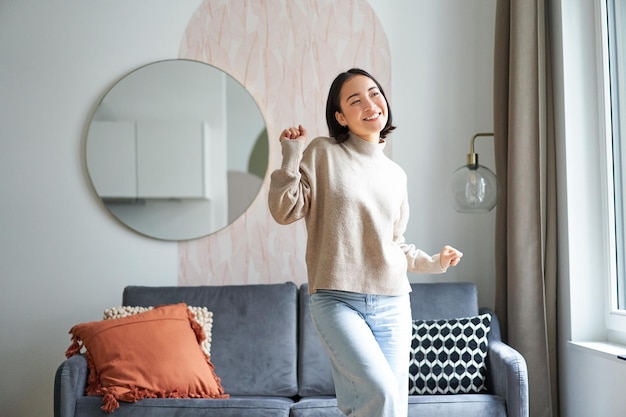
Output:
[408, 313, 491, 395]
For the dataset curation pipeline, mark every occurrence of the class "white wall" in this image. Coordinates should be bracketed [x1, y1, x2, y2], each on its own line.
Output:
[373, 1, 497, 310]
[0, 1, 496, 416]
[0, 2, 200, 417]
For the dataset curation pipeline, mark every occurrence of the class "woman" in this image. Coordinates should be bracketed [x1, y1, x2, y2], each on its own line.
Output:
[268, 68, 463, 417]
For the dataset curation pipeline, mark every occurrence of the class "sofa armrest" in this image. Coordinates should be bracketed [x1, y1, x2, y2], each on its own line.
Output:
[54, 354, 88, 417]
[487, 340, 529, 417]
[480, 308, 529, 417]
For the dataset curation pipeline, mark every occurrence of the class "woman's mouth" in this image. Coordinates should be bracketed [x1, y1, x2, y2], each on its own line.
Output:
[364, 113, 381, 121]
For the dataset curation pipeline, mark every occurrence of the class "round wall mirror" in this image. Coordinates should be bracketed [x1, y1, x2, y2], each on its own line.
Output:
[85, 59, 268, 241]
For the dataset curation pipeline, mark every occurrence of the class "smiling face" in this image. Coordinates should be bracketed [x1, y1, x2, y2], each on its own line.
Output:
[334, 74, 388, 143]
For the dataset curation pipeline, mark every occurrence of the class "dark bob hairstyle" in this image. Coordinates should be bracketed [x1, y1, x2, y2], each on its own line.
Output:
[325, 68, 396, 143]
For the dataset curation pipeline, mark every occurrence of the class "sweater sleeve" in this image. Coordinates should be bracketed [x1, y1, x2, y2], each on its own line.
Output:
[268, 138, 311, 225]
[395, 191, 446, 274]
[401, 244, 446, 274]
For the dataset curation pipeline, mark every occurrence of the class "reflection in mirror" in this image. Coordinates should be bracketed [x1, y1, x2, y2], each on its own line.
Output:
[86, 59, 267, 241]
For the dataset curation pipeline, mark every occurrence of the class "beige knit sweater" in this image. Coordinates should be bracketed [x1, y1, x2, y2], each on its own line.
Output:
[268, 133, 445, 295]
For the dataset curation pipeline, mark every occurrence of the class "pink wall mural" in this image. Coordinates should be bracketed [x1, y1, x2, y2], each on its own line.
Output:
[178, 0, 390, 285]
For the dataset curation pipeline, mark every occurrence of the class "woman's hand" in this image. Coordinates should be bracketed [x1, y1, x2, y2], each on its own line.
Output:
[440, 245, 463, 270]
[280, 125, 307, 142]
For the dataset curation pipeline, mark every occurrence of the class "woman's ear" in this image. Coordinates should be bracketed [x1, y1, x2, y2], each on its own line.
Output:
[335, 111, 346, 127]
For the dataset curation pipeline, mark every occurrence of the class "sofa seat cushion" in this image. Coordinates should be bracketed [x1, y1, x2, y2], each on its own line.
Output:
[74, 396, 293, 417]
[290, 394, 506, 417]
[289, 396, 344, 417]
[407, 393, 506, 417]
[291, 394, 506, 417]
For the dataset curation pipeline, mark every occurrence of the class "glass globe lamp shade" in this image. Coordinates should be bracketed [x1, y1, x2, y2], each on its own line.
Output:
[448, 163, 497, 213]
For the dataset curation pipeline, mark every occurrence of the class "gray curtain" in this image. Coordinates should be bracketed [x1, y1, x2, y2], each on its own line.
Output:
[493, 1, 559, 416]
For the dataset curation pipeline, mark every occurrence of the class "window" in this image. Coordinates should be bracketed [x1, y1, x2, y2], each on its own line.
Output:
[606, 0, 626, 328]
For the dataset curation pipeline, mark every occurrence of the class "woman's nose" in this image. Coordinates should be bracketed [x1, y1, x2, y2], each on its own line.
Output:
[362, 97, 375, 110]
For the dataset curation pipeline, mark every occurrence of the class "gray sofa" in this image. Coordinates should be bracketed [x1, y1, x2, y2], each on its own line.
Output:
[54, 281, 528, 417]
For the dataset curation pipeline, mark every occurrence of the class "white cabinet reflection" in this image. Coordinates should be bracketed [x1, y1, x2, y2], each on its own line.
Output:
[89, 121, 224, 200]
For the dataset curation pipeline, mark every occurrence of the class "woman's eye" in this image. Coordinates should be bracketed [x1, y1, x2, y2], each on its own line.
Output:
[350, 99, 360, 105]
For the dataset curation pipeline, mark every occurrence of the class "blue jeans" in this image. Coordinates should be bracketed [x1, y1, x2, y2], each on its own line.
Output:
[309, 290, 412, 417]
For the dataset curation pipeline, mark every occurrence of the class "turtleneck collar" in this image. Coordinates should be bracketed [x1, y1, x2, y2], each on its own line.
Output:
[345, 132, 387, 156]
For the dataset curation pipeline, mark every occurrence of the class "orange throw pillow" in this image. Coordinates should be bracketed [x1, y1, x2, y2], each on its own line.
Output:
[65, 303, 228, 413]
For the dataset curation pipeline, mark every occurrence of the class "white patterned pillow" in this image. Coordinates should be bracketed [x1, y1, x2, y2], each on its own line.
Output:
[408, 313, 491, 395]
[103, 305, 213, 357]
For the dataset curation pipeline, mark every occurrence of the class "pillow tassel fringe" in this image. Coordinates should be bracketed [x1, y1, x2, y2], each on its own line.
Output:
[65, 334, 105, 396]
[187, 309, 206, 345]
[84, 352, 102, 395]
[64, 333, 82, 357]
[101, 391, 119, 413]
[99, 386, 227, 413]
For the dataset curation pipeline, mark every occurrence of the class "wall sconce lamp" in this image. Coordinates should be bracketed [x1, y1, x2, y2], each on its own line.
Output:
[448, 132, 497, 213]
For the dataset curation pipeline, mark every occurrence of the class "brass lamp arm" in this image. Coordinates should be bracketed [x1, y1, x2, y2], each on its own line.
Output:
[467, 132, 494, 166]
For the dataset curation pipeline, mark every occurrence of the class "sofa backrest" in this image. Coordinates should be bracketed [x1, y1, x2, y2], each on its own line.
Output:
[122, 282, 299, 397]
[409, 282, 479, 320]
[298, 284, 336, 396]
[297, 282, 480, 397]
